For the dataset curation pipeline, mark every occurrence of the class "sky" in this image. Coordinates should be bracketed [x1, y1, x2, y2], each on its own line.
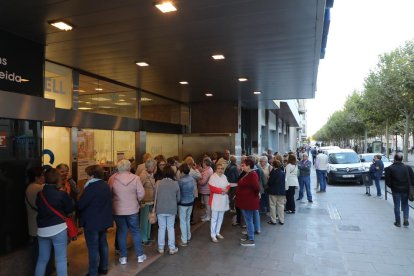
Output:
[307, 0, 414, 137]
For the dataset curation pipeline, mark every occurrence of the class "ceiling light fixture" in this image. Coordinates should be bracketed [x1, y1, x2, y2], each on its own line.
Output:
[78, 107, 93, 110]
[212, 55, 225, 60]
[141, 97, 153, 102]
[155, 1, 177, 13]
[238, 77, 248, 82]
[179, 81, 189, 85]
[119, 99, 126, 102]
[48, 20, 74, 31]
[94, 88, 103, 91]
[254, 91, 261, 95]
[136, 62, 149, 67]
[205, 93, 213, 97]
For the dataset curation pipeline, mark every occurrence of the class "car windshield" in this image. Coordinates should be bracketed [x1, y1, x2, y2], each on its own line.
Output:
[360, 154, 375, 162]
[329, 152, 360, 164]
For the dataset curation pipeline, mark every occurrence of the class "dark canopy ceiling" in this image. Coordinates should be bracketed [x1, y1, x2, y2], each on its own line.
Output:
[0, 0, 327, 108]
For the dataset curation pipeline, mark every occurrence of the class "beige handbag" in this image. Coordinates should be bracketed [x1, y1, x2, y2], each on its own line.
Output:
[148, 183, 158, 224]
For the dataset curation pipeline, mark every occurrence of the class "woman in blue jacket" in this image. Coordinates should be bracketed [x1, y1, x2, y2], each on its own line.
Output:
[77, 165, 113, 276]
[266, 160, 286, 225]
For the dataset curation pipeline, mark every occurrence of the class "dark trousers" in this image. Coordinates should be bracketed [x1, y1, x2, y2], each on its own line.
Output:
[285, 186, 296, 212]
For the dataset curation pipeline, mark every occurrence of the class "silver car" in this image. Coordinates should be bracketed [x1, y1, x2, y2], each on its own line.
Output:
[359, 153, 392, 177]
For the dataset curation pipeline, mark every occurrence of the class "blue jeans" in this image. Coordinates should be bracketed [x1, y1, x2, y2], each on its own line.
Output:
[84, 229, 109, 276]
[179, 205, 193, 243]
[35, 229, 67, 276]
[254, 210, 261, 232]
[157, 214, 176, 250]
[298, 176, 312, 201]
[260, 193, 269, 213]
[373, 176, 382, 196]
[317, 170, 327, 191]
[241, 210, 255, 240]
[113, 213, 144, 258]
[392, 192, 409, 222]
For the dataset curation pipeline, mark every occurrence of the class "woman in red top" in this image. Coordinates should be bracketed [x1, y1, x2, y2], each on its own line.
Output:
[236, 159, 260, 246]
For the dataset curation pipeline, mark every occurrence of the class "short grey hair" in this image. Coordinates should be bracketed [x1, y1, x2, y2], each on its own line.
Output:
[259, 156, 268, 162]
[145, 159, 156, 170]
[117, 159, 131, 172]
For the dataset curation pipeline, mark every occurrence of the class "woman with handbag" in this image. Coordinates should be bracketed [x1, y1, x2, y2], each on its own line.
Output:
[77, 165, 112, 276]
[285, 154, 299, 214]
[138, 159, 157, 246]
[35, 168, 74, 276]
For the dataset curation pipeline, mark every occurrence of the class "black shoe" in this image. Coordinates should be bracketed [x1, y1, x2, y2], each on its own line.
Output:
[267, 221, 277, 225]
[142, 241, 152, 246]
[98, 269, 108, 275]
[308, 200, 313, 203]
[296, 198, 302, 201]
[278, 221, 284, 225]
[394, 221, 401, 227]
[403, 220, 409, 226]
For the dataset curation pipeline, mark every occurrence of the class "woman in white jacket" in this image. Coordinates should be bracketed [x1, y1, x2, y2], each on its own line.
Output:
[285, 154, 299, 213]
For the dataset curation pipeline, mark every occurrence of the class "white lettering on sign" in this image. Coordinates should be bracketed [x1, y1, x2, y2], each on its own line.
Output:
[44, 77, 67, 95]
[0, 56, 23, 83]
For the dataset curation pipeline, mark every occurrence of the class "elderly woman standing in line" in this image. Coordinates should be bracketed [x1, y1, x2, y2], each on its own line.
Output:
[109, 159, 146, 265]
[155, 165, 181, 254]
[285, 154, 299, 214]
[77, 165, 112, 276]
[266, 160, 286, 225]
[177, 163, 196, 246]
[35, 168, 74, 276]
[236, 159, 260, 247]
[198, 158, 214, 222]
[139, 159, 156, 246]
[209, 163, 230, 242]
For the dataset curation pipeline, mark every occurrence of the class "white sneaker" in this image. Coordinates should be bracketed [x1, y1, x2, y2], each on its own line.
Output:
[158, 248, 164, 254]
[211, 237, 219, 243]
[137, 254, 147, 263]
[216, 234, 224, 239]
[241, 230, 247, 235]
[119, 257, 127, 265]
[169, 247, 179, 255]
[201, 217, 211, 222]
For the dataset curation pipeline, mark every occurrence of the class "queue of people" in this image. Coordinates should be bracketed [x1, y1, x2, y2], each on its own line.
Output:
[25, 150, 312, 275]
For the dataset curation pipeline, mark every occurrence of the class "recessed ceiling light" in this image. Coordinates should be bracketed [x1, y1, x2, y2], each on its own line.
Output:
[48, 20, 74, 31]
[114, 102, 133, 106]
[254, 91, 261, 95]
[119, 99, 126, 102]
[99, 106, 113, 109]
[141, 97, 153, 102]
[205, 93, 213, 97]
[155, 1, 177, 13]
[238, 77, 248, 82]
[85, 101, 91, 104]
[90, 97, 110, 101]
[78, 107, 93, 110]
[212, 55, 225, 60]
[95, 88, 103, 91]
[179, 81, 189, 85]
[20, 78, 30, 82]
[136, 62, 149, 67]
[73, 89, 85, 92]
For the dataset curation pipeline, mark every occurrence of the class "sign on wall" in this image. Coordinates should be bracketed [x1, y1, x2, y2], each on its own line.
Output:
[0, 131, 6, 147]
[44, 61, 73, 109]
[0, 30, 44, 96]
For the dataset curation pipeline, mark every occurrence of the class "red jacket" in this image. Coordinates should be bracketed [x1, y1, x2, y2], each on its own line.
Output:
[236, 171, 260, 210]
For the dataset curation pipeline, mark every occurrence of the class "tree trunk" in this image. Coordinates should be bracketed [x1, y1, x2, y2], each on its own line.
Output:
[386, 119, 390, 158]
[404, 113, 412, 162]
[364, 129, 368, 153]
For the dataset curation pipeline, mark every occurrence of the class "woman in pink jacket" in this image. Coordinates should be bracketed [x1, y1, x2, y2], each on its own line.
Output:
[109, 159, 146, 265]
[197, 158, 214, 222]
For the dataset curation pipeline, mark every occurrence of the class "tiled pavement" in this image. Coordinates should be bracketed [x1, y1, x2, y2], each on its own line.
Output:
[66, 167, 414, 276]
[138, 170, 414, 276]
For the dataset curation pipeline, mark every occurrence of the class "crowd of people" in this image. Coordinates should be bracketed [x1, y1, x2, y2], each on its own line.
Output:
[25, 148, 330, 276]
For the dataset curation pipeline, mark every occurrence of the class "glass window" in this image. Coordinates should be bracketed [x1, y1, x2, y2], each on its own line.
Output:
[146, 133, 179, 158]
[43, 126, 71, 168]
[77, 74, 137, 118]
[329, 152, 360, 164]
[141, 92, 184, 124]
[44, 62, 73, 109]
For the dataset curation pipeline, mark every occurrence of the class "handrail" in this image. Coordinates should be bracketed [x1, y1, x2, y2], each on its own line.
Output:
[384, 185, 414, 210]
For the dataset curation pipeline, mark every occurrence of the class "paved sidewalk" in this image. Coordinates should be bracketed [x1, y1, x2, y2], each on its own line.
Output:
[139, 170, 414, 276]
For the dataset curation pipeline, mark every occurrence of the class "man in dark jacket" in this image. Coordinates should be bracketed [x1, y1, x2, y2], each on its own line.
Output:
[385, 153, 414, 227]
[266, 160, 286, 225]
[224, 155, 240, 213]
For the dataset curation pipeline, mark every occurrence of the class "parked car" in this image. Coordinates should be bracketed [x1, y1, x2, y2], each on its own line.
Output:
[359, 153, 392, 177]
[326, 149, 365, 184]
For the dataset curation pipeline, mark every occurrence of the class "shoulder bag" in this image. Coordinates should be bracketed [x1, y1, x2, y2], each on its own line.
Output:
[39, 191, 78, 240]
[148, 183, 158, 224]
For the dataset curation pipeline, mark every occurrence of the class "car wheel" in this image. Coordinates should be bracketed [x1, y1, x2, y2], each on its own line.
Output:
[327, 176, 332, 185]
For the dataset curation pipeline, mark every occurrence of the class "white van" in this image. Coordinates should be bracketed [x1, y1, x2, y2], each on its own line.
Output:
[326, 149, 365, 184]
